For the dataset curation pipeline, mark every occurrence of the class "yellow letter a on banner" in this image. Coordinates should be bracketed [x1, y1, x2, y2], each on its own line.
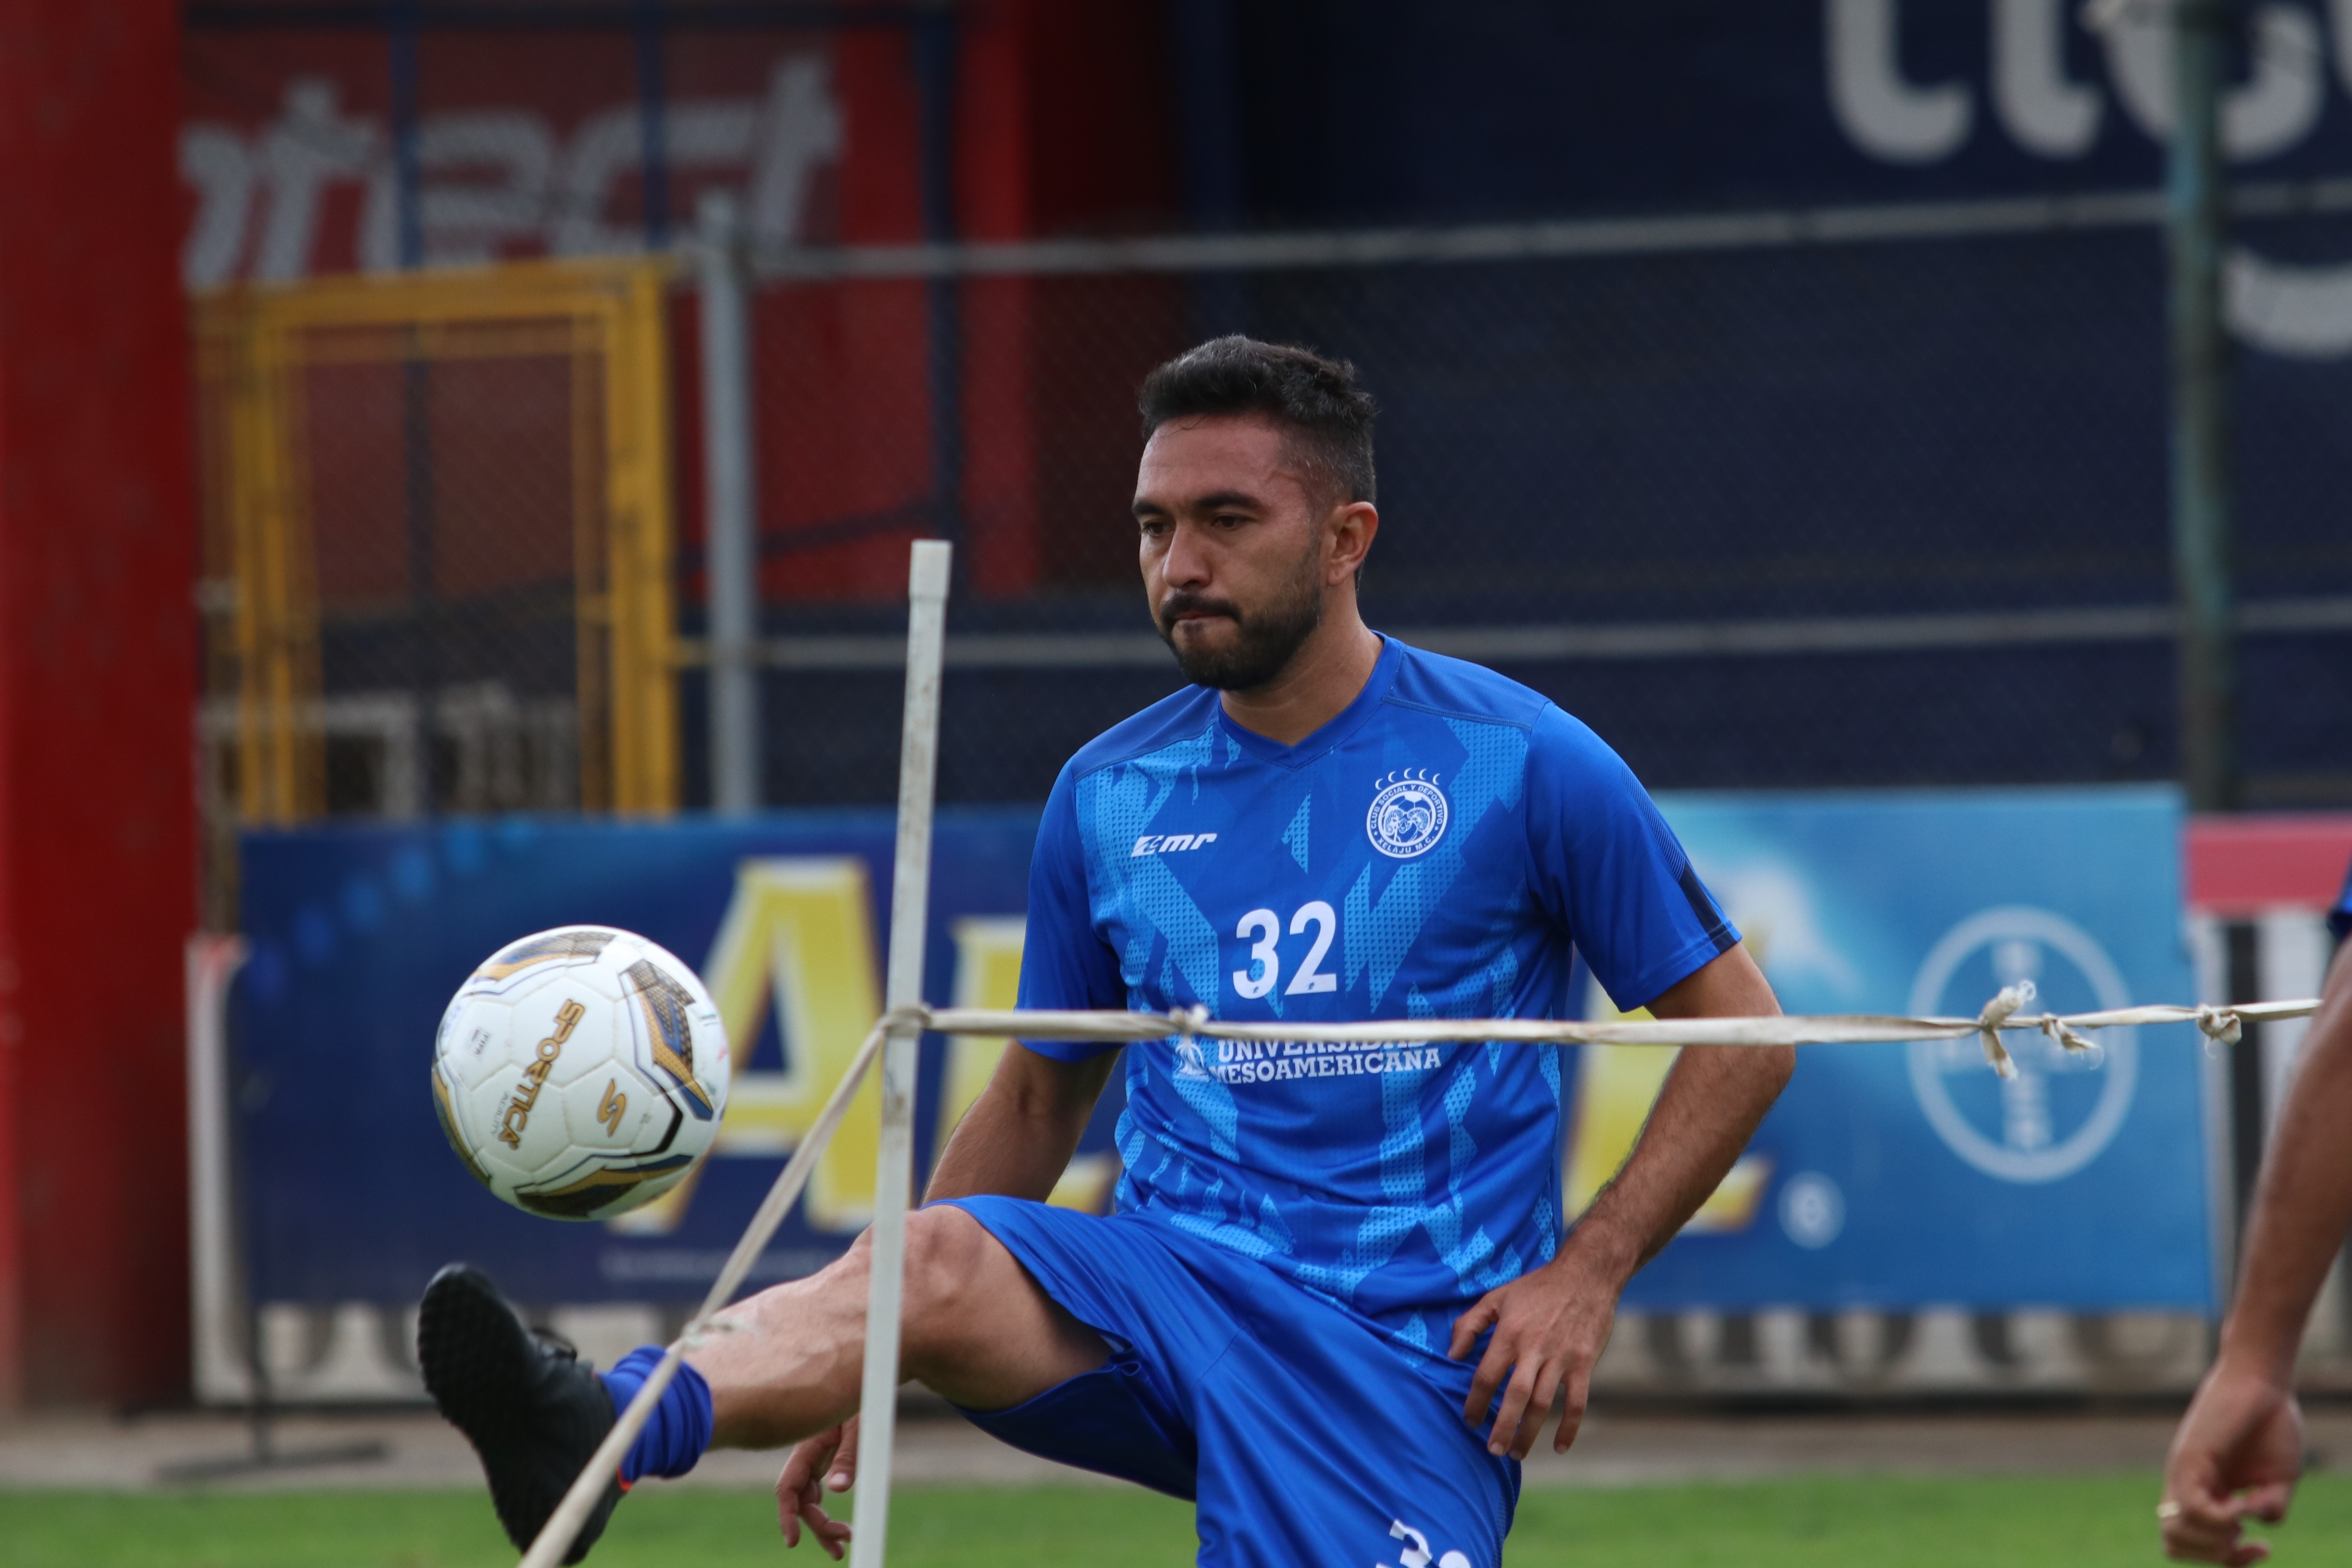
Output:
[609, 857, 883, 1236]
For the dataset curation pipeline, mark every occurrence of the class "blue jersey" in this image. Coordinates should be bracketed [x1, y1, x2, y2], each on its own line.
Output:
[1017, 636, 1738, 1355]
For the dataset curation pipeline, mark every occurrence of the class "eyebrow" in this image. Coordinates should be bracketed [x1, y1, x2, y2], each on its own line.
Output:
[1131, 488, 1268, 519]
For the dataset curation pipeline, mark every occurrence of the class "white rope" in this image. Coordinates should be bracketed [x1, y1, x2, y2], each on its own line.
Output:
[925, 986, 2317, 1069]
[514, 980, 2317, 1564]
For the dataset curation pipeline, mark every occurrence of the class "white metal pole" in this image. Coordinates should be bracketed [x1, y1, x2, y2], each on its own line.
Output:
[185, 933, 251, 1404]
[849, 539, 951, 1568]
[698, 188, 761, 816]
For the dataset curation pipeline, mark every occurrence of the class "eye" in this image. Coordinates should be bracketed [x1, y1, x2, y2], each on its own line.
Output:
[1213, 513, 1248, 529]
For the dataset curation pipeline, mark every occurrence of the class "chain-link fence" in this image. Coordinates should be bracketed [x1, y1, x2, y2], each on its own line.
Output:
[710, 195, 2352, 811]
[199, 196, 2352, 850]
[193, 259, 679, 919]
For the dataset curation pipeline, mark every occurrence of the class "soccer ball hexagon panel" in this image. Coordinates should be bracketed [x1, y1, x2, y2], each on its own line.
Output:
[431, 925, 732, 1222]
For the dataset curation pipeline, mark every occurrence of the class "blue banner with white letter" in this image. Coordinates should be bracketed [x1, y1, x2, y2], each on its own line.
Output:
[1612, 785, 2211, 1311]
[233, 785, 2208, 1312]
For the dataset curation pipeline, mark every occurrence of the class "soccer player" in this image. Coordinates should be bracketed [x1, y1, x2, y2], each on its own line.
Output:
[419, 337, 1792, 1567]
[2160, 855, 2352, 1566]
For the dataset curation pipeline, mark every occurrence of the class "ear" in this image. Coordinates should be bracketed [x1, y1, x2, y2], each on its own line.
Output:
[1324, 500, 1379, 585]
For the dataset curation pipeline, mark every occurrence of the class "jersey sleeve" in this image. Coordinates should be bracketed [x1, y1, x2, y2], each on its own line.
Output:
[2331, 854, 2352, 946]
[1016, 764, 1128, 1061]
[1523, 705, 1739, 1012]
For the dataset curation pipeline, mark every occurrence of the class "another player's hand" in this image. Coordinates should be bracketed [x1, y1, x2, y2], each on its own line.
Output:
[1447, 1249, 1619, 1460]
[2161, 1358, 2303, 1565]
[775, 1416, 859, 1558]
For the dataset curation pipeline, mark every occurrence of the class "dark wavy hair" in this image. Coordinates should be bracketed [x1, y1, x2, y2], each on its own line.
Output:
[1138, 336, 1377, 509]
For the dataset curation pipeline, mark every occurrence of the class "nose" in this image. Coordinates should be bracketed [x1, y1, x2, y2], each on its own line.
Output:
[1158, 518, 1213, 591]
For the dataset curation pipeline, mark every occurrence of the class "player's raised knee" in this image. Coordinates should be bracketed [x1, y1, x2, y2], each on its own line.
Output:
[900, 1203, 996, 1315]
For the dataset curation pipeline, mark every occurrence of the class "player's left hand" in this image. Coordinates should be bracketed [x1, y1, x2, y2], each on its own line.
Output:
[775, 1417, 859, 1558]
[1448, 1249, 1620, 1460]
[2160, 1358, 2303, 1564]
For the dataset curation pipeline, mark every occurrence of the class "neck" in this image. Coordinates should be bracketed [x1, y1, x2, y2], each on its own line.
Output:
[1219, 601, 1383, 747]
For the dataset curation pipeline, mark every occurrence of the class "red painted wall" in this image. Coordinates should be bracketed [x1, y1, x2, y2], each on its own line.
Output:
[0, 0, 198, 1408]
[2186, 816, 2352, 916]
[181, 12, 1182, 609]
[729, 1, 1185, 603]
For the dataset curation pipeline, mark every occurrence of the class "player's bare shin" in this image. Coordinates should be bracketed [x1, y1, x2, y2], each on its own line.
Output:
[1450, 942, 1791, 1460]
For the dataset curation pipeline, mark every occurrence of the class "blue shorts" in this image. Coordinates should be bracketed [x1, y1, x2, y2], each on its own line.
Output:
[937, 1196, 1520, 1568]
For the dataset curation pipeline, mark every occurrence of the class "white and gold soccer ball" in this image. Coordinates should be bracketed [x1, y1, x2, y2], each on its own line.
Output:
[431, 925, 731, 1222]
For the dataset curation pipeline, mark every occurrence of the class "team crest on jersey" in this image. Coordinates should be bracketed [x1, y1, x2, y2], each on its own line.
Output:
[1366, 770, 1449, 859]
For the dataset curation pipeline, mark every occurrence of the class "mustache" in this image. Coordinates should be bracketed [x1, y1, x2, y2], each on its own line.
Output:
[1156, 591, 1242, 626]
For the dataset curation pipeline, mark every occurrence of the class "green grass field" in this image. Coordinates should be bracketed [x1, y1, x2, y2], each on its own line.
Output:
[1, 1473, 2338, 1567]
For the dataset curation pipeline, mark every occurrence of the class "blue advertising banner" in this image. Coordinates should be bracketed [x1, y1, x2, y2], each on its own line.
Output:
[1610, 785, 2211, 1311]
[234, 786, 2209, 1312]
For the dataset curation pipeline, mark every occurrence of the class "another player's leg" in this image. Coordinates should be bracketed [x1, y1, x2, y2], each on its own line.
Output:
[419, 1205, 1102, 1561]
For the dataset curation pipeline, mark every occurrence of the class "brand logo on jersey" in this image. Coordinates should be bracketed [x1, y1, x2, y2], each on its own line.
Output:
[1366, 771, 1448, 859]
[1131, 832, 1218, 858]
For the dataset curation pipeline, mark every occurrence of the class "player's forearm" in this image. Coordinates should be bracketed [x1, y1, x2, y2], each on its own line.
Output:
[1572, 1044, 1794, 1279]
[2218, 944, 2352, 1382]
[924, 1044, 1115, 1205]
[1570, 944, 1792, 1281]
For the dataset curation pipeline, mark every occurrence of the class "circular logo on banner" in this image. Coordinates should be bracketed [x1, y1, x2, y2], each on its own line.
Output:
[1778, 1172, 1846, 1248]
[1366, 771, 1450, 859]
[1905, 906, 2138, 1185]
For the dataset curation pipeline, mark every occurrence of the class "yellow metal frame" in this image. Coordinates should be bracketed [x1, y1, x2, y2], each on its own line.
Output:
[195, 259, 680, 821]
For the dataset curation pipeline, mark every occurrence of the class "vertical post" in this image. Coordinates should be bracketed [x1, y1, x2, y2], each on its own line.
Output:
[849, 540, 952, 1568]
[602, 265, 683, 814]
[914, 1, 962, 554]
[2225, 919, 2265, 1278]
[391, 0, 433, 808]
[2168, 0, 2236, 812]
[403, 351, 437, 814]
[699, 192, 761, 815]
[185, 935, 250, 1403]
[1165, 0, 1250, 335]
[387, 0, 424, 270]
[633, 0, 672, 250]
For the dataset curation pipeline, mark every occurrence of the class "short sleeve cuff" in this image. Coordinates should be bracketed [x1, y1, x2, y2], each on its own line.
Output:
[1600, 925, 1743, 1016]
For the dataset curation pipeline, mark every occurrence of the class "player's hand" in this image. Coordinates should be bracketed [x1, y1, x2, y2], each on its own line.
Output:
[1447, 1249, 1619, 1461]
[775, 1416, 859, 1558]
[2161, 1358, 2303, 1565]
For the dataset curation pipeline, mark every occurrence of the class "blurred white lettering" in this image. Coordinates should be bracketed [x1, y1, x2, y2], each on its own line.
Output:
[2094, 1, 2323, 158]
[178, 53, 840, 284]
[1993, 0, 2101, 156]
[180, 126, 255, 287]
[1826, 0, 1974, 162]
[256, 78, 375, 282]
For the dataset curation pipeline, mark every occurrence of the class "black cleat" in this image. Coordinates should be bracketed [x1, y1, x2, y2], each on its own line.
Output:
[419, 1263, 624, 1564]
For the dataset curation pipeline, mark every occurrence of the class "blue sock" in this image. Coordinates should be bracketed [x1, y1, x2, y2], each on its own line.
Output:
[597, 1346, 714, 1484]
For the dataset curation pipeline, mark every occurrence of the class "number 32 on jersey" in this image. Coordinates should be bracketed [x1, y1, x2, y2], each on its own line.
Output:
[1232, 901, 1339, 999]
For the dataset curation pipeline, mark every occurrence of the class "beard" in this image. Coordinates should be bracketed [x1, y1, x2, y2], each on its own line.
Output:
[1153, 546, 1324, 691]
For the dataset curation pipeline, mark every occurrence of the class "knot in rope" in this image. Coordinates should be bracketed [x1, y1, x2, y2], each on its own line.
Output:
[2195, 1004, 2243, 1051]
[1975, 982, 2034, 1079]
[2038, 1013, 2101, 1063]
[877, 1003, 934, 1036]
